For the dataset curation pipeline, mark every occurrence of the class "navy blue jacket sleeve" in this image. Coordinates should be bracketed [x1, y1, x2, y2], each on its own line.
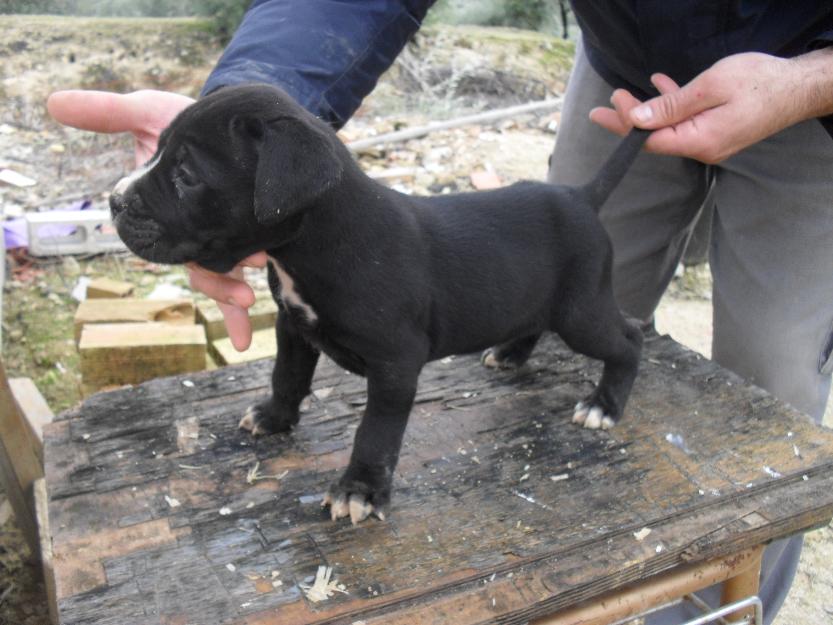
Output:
[202, 0, 435, 128]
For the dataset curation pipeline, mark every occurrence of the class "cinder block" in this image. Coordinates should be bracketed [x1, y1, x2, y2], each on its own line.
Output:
[79, 322, 206, 394]
[74, 298, 195, 343]
[25, 210, 126, 256]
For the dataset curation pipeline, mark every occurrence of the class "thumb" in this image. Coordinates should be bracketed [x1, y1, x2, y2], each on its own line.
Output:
[629, 73, 723, 129]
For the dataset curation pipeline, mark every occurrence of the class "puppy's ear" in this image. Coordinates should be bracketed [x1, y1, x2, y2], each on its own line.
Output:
[232, 115, 343, 226]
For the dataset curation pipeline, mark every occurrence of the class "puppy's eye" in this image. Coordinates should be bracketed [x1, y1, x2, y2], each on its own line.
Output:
[175, 162, 201, 188]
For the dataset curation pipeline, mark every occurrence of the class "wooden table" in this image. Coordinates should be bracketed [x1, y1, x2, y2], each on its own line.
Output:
[43, 334, 833, 625]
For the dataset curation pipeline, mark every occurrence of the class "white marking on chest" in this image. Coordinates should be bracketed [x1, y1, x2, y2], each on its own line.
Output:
[113, 149, 165, 196]
[267, 256, 318, 323]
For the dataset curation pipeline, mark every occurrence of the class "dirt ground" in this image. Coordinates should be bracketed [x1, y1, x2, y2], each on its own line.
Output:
[1, 15, 832, 625]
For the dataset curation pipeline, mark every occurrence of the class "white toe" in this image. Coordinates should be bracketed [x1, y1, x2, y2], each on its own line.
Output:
[349, 494, 373, 525]
[482, 351, 499, 369]
[583, 407, 603, 429]
[238, 407, 256, 431]
[328, 494, 349, 521]
[572, 402, 589, 424]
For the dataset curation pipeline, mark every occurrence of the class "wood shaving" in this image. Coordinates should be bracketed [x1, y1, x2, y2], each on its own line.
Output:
[299, 566, 348, 603]
[164, 495, 181, 508]
[246, 461, 289, 485]
[763, 466, 783, 478]
[633, 527, 651, 541]
[550, 473, 569, 482]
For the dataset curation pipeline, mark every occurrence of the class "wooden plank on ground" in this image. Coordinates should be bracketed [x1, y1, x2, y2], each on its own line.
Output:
[79, 322, 206, 394]
[0, 359, 42, 554]
[34, 477, 60, 625]
[85, 277, 135, 299]
[196, 293, 278, 343]
[44, 335, 833, 625]
[73, 298, 195, 343]
[211, 327, 277, 365]
[9, 377, 53, 464]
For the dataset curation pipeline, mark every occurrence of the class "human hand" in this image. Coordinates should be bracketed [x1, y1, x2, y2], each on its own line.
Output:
[589, 50, 833, 164]
[47, 89, 267, 351]
[47, 89, 194, 164]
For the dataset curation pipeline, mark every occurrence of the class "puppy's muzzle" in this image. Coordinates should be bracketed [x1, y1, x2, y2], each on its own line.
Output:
[109, 192, 127, 221]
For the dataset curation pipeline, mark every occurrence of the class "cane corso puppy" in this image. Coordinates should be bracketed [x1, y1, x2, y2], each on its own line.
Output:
[110, 84, 646, 525]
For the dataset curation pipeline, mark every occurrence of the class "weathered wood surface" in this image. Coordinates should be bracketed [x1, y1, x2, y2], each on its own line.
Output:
[0, 360, 44, 554]
[44, 334, 833, 625]
[9, 376, 54, 464]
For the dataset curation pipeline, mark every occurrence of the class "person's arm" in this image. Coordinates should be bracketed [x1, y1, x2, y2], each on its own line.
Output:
[590, 47, 833, 164]
[204, 0, 436, 127]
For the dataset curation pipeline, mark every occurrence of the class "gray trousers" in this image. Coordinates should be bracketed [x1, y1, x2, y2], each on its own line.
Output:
[548, 44, 833, 625]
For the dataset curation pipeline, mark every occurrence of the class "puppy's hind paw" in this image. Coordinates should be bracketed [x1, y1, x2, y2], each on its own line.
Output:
[572, 402, 615, 430]
[481, 349, 502, 369]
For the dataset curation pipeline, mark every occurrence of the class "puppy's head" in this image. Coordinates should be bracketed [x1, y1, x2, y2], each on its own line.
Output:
[109, 84, 344, 273]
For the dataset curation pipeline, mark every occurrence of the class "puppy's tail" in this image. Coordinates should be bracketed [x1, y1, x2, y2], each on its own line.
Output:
[579, 128, 650, 209]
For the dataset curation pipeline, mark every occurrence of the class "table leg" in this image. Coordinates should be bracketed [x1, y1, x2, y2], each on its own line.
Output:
[721, 547, 763, 622]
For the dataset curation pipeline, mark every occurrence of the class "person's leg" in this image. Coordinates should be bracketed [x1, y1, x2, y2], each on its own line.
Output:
[707, 117, 833, 624]
[547, 43, 710, 322]
[711, 119, 833, 424]
[549, 44, 833, 624]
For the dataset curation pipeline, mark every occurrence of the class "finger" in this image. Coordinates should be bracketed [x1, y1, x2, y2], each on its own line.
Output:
[609, 88, 643, 128]
[187, 263, 256, 309]
[239, 251, 269, 269]
[649, 73, 681, 95]
[218, 301, 254, 351]
[629, 74, 725, 129]
[641, 114, 723, 162]
[589, 106, 629, 135]
[47, 90, 146, 134]
[589, 89, 644, 135]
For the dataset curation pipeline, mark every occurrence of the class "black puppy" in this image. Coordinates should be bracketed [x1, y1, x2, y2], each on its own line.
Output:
[110, 84, 646, 525]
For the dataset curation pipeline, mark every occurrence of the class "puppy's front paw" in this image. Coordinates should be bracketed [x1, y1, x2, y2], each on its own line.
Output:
[572, 401, 616, 430]
[239, 399, 299, 436]
[322, 465, 392, 525]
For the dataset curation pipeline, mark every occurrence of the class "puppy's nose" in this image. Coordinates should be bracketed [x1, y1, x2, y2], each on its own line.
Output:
[113, 173, 132, 196]
[109, 193, 126, 219]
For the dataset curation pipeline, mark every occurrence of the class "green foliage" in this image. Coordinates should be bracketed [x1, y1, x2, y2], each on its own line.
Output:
[193, 0, 248, 42]
[0, 0, 249, 41]
[428, 0, 574, 39]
